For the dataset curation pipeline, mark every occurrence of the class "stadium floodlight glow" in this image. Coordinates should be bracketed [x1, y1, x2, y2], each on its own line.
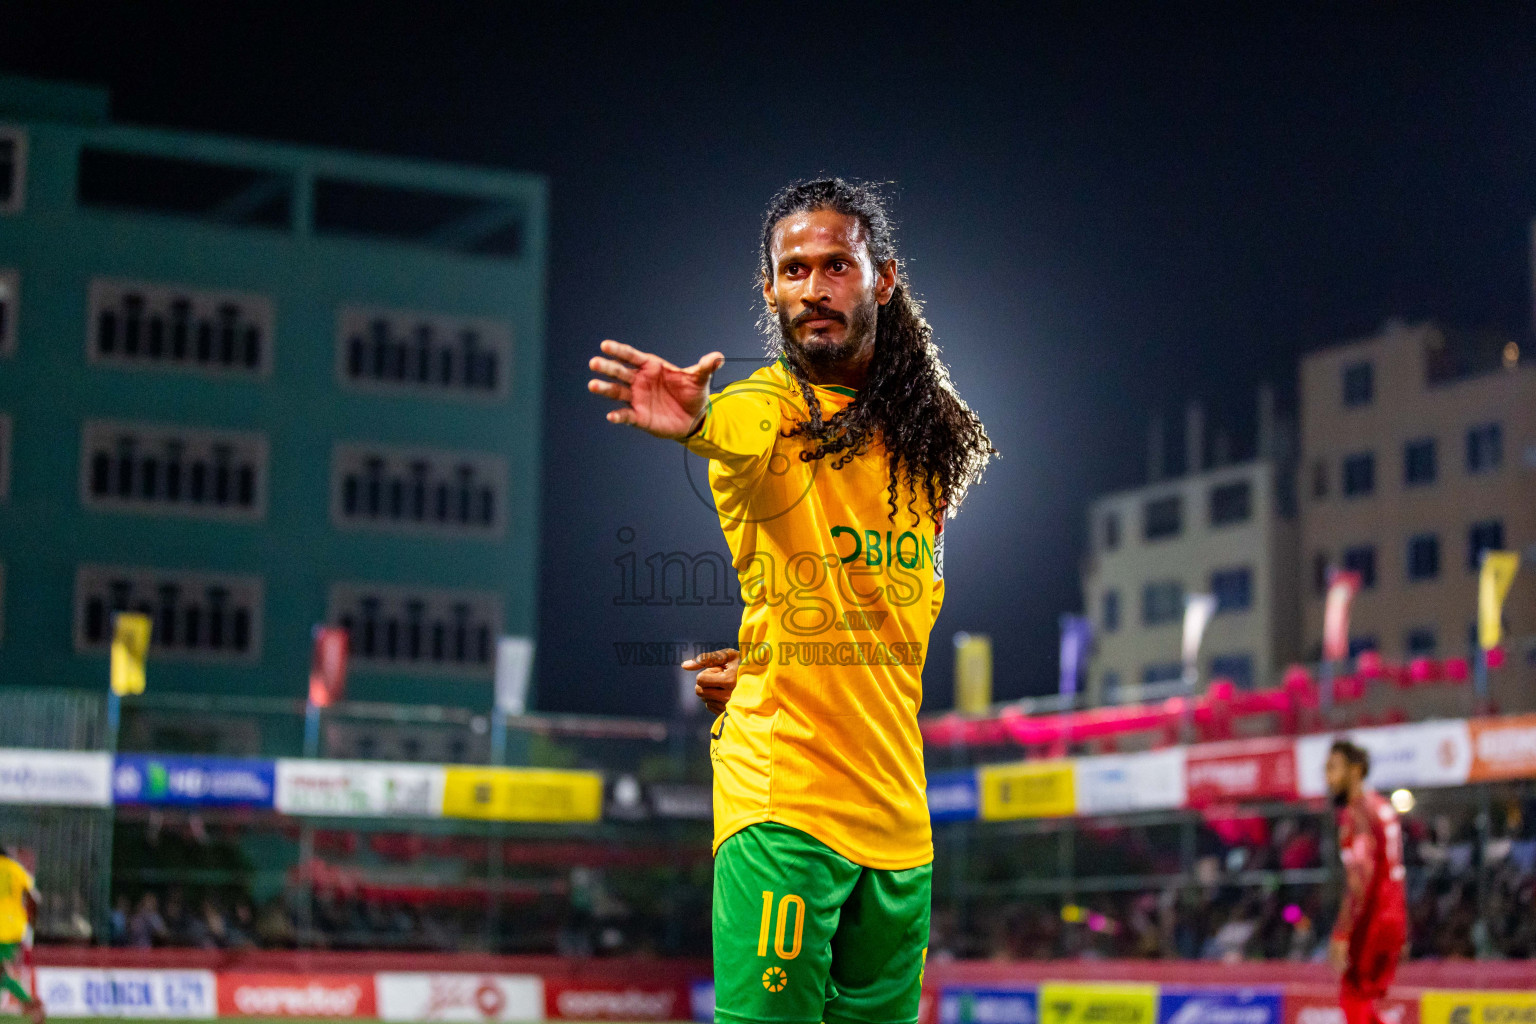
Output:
[1390, 788, 1415, 814]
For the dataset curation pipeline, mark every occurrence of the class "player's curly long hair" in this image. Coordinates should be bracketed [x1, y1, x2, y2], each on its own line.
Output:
[760, 178, 997, 525]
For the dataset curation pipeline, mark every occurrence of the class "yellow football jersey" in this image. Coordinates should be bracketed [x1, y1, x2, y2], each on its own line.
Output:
[686, 358, 944, 870]
[0, 856, 35, 944]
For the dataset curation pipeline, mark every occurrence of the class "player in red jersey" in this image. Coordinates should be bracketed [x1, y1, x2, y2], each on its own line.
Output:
[1324, 739, 1408, 1024]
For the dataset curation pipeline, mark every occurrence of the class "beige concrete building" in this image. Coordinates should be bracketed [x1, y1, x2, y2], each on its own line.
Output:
[1083, 397, 1300, 705]
[1299, 321, 1536, 711]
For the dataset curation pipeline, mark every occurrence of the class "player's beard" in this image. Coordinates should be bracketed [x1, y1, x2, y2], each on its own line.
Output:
[778, 293, 878, 373]
[1330, 786, 1349, 809]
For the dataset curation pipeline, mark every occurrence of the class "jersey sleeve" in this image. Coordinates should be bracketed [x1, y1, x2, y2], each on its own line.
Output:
[930, 512, 947, 622]
[682, 381, 779, 482]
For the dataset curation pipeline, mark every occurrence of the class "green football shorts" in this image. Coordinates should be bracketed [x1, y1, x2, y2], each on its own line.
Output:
[713, 822, 931, 1024]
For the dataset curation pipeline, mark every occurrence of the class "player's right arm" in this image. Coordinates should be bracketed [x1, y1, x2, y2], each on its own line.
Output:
[588, 341, 778, 478]
[588, 341, 725, 438]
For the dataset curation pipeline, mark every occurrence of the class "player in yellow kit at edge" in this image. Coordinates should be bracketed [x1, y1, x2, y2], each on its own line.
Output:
[0, 849, 44, 1024]
[588, 180, 995, 1024]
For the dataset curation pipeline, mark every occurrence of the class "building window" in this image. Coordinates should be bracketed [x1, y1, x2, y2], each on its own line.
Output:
[0, 269, 15, 358]
[1404, 438, 1436, 487]
[1101, 590, 1120, 633]
[1405, 628, 1437, 656]
[1466, 422, 1502, 474]
[1142, 663, 1183, 686]
[0, 414, 9, 504]
[1142, 580, 1184, 626]
[1342, 361, 1374, 407]
[75, 565, 264, 661]
[1468, 520, 1505, 570]
[1211, 567, 1253, 614]
[1313, 552, 1329, 597]
[1143, 496, 1182, 542]
[1343, 545, 1376, 589]
[0, 128, 26, 215]
[1101, 671, 1121, 701]
[1209, 480, 1252, 526]
[81, 421, 269, 521]
[1406, 534, 1440, 581]
[1102, 511, 1121, 552]
[88, 278, 275, 378]
[1342, 453, 1375, 497]
[1210, 653, 1255, 690]
[338, 306, 513, 400]
[1349, 636, 1379, 658]
[332, 443, 509, 539]
[328, 582, 502, 677]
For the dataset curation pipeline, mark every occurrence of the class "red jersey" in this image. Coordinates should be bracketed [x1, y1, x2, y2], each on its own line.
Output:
[1332, 789, 1408, 944]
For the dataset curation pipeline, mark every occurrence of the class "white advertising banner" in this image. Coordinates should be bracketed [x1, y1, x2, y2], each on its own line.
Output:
[1296, 719, 1473, 797]
[0, 749, 112, 807]
[374, 973, 543, 1023]
[1073, 747, 1187, 814]
[35, 968, 217, 1018]
[274, 760, 445, 818]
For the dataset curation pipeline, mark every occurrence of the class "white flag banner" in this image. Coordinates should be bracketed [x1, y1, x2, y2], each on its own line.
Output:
[1182, 593, 1218, 683]
[494, 637, 534, 716]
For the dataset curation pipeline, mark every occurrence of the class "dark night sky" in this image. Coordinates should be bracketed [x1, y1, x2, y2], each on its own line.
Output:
[4, 3, 1534, 714]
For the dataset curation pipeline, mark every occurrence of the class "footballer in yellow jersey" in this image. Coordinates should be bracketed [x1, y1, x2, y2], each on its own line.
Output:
[589, 179, 993, 1024]
[0, 849, 42, 1024]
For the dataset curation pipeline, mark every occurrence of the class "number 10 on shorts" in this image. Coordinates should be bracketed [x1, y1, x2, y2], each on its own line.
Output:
[757, 890, 805, 959]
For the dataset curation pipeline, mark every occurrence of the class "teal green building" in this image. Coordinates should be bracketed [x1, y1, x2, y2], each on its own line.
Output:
[0, 77, 546, 711]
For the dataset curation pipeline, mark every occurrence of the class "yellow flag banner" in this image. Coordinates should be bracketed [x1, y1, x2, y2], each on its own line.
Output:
[441, 766, 603, 823]
[978, 760, 1076, 820]
[110, 612, 152, 696]
[954, 633, 993, 714]
[1478, 551, 1520, 650]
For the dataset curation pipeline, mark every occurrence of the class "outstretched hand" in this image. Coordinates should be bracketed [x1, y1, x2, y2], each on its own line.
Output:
[588, 340, 726, 439]
[682, 648, 740, 715]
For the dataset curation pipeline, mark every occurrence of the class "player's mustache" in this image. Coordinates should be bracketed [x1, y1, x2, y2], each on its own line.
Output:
[791, 304, 846, 327]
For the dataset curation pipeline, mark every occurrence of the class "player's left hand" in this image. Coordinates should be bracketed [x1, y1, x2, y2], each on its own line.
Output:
[683, 648, 740, 714]
[1327, 937, 1349, 973]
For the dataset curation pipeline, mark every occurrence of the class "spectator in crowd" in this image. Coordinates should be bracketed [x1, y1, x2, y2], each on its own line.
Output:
[126, 893, 168, 948]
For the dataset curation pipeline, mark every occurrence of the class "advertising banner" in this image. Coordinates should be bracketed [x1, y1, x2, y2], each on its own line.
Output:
[978, 762, 1075, 821]
[1159, 988, 1282, 1024]
[274, 760, 445, 818]
[647, 783, 712, 821]
[1074, 748, 1186, 815]
[1296, 721, 1472, 797]
[1186, 739, 1298, 807]
[113, 755, 275, 808]
[218, 974, 375, 1018]
[374, 973, 543, 1023]
[440, 767, 602, 823]
[0, 750, 112, 807]
[35, 968, 216, 1019]
[940, 986, 1039, 1024]
[1421, 991, 1536, 1024]
[544, 982, 686, 1021]
[928, 770, 980, 823]
[1467, 715, 1536, 782]
[1039, 983, 1159, 1024]
[1282, 986, 1417, 1024]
